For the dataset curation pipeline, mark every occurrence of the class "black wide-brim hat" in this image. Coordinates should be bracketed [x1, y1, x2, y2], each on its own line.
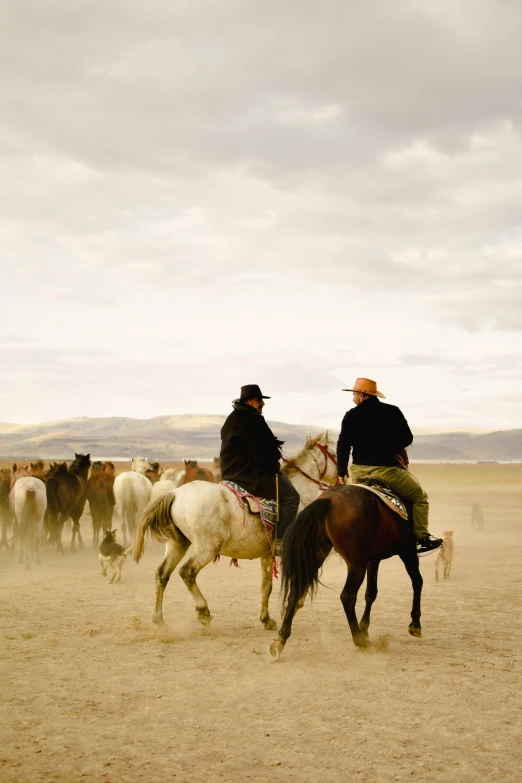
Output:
[233, 384, 271, 403]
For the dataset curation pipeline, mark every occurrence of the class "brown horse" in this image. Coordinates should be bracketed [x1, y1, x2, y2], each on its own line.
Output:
[144, 462, 163, 484]
[0, 468, 13, 552]
[180, 459, 214, 485]
[86, 461, 116, 548]
[30, 460, 48, 480]
[270, 484, 423, 659]
[45, 454, 91, 552]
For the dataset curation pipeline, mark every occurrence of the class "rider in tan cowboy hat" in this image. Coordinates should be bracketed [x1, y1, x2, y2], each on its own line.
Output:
[336, 378, 442, 556]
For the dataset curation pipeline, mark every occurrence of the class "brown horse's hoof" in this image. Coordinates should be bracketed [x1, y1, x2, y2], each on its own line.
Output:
[269, 640, 284, 660]
[408, 624, 422, 638]
[197, 609, 213, 627]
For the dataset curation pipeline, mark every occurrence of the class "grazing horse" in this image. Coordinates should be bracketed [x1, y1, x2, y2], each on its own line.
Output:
[87, 461, 116, 548]
[113, 457, 153, 545]
[180, 459, 214, 485]
[9, 477, 47, 569]
[132, 432, 338, 632]
[269, 484, 423, 660]
[45, 454, 91, 552]
[0, 468, 13, 552]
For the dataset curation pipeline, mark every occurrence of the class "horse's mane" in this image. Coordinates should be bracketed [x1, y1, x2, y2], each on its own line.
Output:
[282, 432, 328, 478]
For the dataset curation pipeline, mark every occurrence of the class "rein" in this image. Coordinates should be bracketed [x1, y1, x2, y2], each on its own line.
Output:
[282, 441, 338, 492]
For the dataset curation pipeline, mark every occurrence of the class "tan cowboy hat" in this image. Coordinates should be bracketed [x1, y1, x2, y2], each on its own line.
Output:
[342, 377, 386, 399]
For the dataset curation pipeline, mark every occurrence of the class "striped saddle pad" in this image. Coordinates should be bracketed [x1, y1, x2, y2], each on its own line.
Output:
[353, 478, 408, 520]
[220, 481, 277, 528]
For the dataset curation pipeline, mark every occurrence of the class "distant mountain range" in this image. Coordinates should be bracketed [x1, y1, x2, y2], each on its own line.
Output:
[0, 415, 520, 462]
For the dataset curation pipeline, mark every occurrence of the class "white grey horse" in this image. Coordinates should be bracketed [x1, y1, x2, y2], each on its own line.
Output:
[113, 456, 153, 545]
[9, 477, 47, 570]
[133, 432, 337, 631]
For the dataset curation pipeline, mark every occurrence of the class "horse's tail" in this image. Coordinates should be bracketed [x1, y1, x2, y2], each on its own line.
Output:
[133, 493, 179, 563]
[281, 497, 333, 610]
[122, 478, 137, 533]
[20, 487, 37, 534]
[95, 478, 112, 521]
[45, 477, 60, 520]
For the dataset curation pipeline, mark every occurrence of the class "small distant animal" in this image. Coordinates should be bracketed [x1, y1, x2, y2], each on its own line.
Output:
[435, 531, 454, 581]
[471, 504, 484, 531]
[99, 529, 127, 584]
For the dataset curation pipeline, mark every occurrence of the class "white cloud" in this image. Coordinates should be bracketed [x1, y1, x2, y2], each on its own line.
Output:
[1, 0, 521, 429]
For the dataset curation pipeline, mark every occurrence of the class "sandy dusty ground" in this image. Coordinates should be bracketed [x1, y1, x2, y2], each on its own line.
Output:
[1, 465, 521, 783]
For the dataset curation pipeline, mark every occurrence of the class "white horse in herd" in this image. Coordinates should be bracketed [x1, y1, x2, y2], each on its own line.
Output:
[133, 432, 338, 631]
[9, 476, 47, 570]
[113, 456, 154, 544]
[150, 478, 177, 502]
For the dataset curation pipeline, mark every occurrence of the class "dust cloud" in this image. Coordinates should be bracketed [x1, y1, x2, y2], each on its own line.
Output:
[1, 463, 521, 782]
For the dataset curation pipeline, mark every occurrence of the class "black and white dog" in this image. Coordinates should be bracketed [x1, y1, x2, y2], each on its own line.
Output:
[99, 529, 129, 583]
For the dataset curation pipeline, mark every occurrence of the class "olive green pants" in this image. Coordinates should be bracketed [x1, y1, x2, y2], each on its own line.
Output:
[349, 464, 429, 540]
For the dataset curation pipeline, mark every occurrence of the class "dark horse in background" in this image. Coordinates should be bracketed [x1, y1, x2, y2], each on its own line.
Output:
[86, 461, 116, 548]
[270, 484, 423, 660]
[45, 454, 91, 552]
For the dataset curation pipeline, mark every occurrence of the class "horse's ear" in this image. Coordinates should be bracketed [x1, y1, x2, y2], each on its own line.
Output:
[305, 434, 312, 446]
[325, 429, 330, 442]
[13, 463, 17, 471]
[86, 454, 90, 460]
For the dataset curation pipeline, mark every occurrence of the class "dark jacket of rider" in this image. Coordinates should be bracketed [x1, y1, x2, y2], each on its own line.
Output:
[220, 402, 283, 500]
[336, 396, 413, 478]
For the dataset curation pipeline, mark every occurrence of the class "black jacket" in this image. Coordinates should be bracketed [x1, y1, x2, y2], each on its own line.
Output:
[220, 402, 283, 499]
[336, 396, 413, 477]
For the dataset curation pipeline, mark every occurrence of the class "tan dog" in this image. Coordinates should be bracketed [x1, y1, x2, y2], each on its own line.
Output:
[435, 531, 454, 581]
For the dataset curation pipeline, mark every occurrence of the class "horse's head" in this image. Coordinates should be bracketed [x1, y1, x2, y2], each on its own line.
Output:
[132, 456, 153, 474]
[309, 431, 337, 486]
[102, 461, 115, 475]
[184, 459, 198, 468]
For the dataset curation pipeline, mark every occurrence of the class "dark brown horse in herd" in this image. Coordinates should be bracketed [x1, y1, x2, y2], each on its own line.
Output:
[86, 461, 116, 547]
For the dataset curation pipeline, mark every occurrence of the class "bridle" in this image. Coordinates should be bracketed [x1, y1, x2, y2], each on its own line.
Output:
[282, 440, 338, 492]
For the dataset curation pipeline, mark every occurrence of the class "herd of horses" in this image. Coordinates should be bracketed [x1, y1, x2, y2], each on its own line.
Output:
[1, 433, 432, 657]
[0, 456, 218, 566]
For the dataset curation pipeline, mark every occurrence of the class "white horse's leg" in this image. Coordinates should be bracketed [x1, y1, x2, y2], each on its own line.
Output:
[179, 545, 217, 627]
[260, 555, 277, 631]
[153, 538, 190, 627]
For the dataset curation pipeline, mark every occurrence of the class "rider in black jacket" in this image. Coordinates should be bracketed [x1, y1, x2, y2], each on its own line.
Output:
[337, 378, 442, 557]
[220, 385, 300, 553]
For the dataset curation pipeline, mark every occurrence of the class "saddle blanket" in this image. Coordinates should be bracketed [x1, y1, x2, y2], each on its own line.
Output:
[353, 478, 408, 520]
[220, 481, 277, 528]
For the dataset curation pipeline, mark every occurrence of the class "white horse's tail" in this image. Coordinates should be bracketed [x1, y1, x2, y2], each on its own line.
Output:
[133, 493, 183, 563]
[122, 477, 138, 534]
[20, 487, 37, 534]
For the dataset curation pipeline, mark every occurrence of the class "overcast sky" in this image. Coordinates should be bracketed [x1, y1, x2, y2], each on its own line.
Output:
[1, 0, 521, 432]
